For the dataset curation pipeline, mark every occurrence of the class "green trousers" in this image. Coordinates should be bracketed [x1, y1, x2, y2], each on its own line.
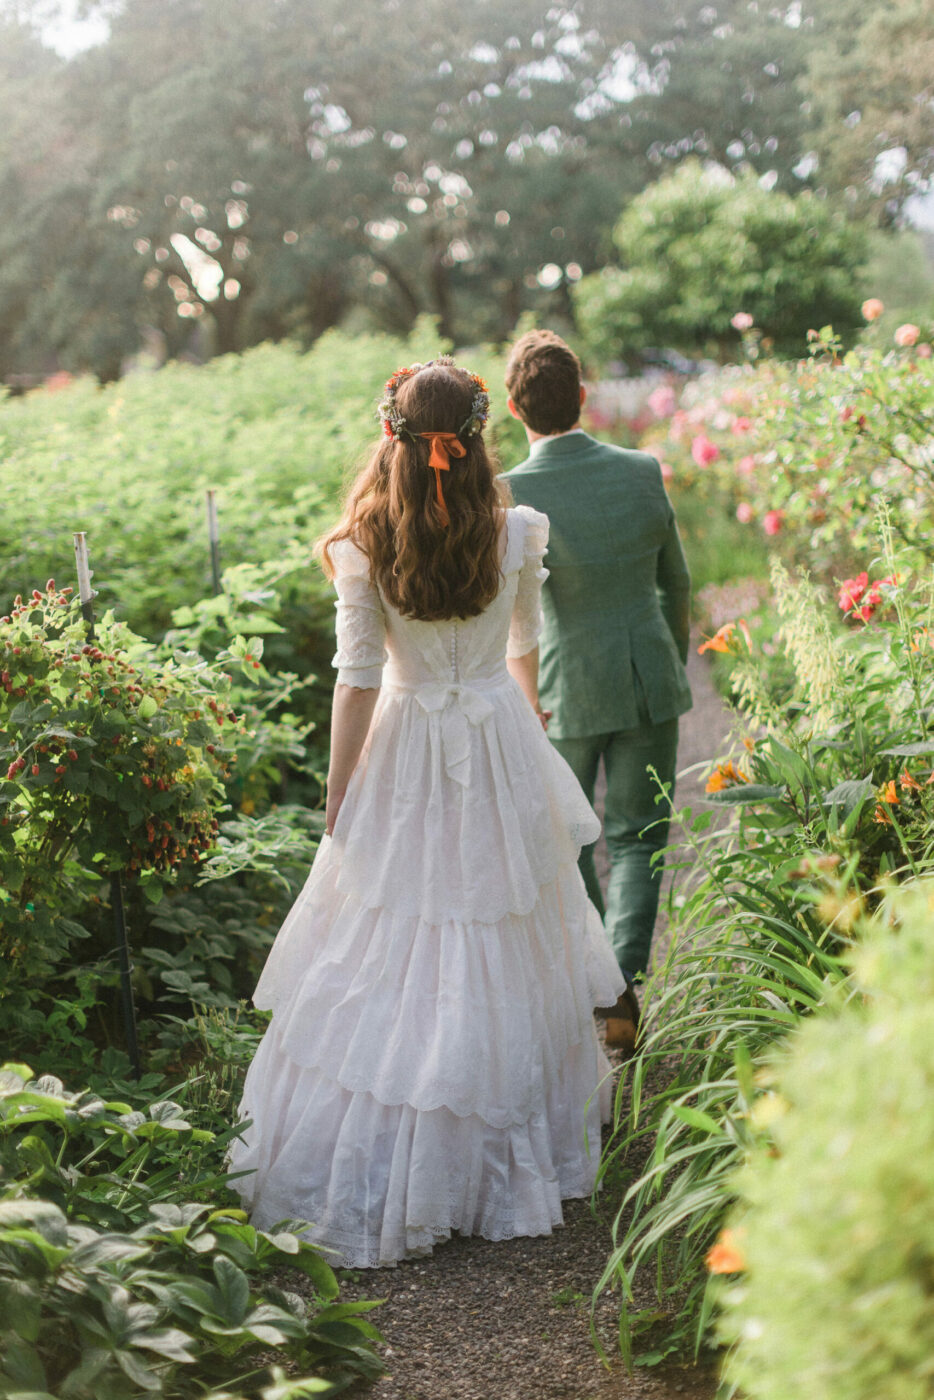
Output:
[551, 715, 679, 977]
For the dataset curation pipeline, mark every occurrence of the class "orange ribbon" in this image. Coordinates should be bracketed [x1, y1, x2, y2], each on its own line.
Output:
[420, 431, 466, 526]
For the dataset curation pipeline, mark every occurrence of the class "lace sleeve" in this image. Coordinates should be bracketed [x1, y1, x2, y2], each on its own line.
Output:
[507, 506, 550, 659]
[330, 539, 387, 689]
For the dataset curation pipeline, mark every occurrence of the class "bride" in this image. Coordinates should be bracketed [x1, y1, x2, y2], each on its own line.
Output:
[228, 356, 625, 1267]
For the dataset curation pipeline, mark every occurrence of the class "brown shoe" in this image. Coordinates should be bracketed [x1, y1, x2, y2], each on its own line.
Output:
[601, 982, 641, 1055]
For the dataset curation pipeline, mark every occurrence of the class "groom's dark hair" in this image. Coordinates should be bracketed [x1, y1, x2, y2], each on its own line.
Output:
[505, 329, 582, 435]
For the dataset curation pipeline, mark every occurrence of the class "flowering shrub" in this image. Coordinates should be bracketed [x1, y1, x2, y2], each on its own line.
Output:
[603, 537, 934, 1363]
[639, 317, 934, 583]
[703, 554, 934, 889]
[0, 586, 239, 1036]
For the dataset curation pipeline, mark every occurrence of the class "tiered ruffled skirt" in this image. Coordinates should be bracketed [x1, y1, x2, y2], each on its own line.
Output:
[229, 680, 625, 1267]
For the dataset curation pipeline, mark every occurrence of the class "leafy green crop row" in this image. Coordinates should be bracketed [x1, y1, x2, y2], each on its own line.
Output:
[0, 326, 524, 646]
[0, 1061, 383, 1399]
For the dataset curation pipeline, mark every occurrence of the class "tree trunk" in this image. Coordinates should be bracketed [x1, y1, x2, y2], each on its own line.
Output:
[429, 243, 455, 342]
[210, 295, 243, 356]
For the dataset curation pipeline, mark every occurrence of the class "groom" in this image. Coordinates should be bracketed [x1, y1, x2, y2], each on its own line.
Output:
[505, 329, 692, 1050]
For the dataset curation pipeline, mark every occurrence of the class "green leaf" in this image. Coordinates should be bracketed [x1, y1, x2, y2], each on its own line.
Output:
[766, 738, 811, 788]
[0, 1200, 68, 1246]
[822, 776, 874, 817]
[670, 1105, 724, 1136]
[0, 1277, 42, 1340]
[0, 1335, 49, 1389]
[115, 1347, 162, 1390]
[285, 1244, 340, 1298]
[70, 1234, 149, 1270]
[212, 1254, 251, 1325]
[0, 1064, 33, 1086]
[705, 784, 785, 806]
[136, 1327, 197, 1363]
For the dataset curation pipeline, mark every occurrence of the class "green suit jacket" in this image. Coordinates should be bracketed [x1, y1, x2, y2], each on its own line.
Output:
[506, 432, 693, 740]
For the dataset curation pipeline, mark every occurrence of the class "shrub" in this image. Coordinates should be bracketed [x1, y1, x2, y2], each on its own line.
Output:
[638, 322, 934, 586]
[599, 530, 934, 1361]
[704, 552, 934, 891]
[596, 794, 846, 1364]
[574, 163, 866, 362]
[0, 1062, 383, 1398]
[717, 880, 934, 1400]
[0, 587, 236, 1045]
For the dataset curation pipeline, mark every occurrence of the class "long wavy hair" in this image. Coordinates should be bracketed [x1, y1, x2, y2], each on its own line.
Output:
[318, 361, 511, 620]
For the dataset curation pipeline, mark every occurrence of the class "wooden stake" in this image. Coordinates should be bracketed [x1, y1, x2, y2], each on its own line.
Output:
[207, 490, 221, 596]
[73, 532, 97, 633]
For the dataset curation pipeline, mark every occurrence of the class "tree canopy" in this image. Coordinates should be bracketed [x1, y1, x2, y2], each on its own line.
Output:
[573, 162, 867, 362]
[0, 0, 927, 378]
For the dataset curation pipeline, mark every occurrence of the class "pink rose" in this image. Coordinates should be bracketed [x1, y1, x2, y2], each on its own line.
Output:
[762, 509, 784, 536]
[917, 342, 932, 359]
[731, 312, 754, 331]
[647, 383, 677, 418]
[894, 323, 920, 347]
[731, 416, 752, 435]
[861, 299, 884, 322]
[691, 434, 720, 468]
[736, 502, 754, 524]
[659, 461, 674, 482]
[737, 455, 756, 477]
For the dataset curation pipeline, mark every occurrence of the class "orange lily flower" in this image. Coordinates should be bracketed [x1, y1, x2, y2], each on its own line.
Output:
[706, 1228, 746, 1275]
[698, 619, 751, 655]
[706, 761, 750, 793]
[698, 622, 736, 655]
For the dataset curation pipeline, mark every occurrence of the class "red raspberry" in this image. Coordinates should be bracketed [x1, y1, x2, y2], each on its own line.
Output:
[68, 749, 78, 762]
[55, 764, 66, 775]
[31, 764, 39, 776]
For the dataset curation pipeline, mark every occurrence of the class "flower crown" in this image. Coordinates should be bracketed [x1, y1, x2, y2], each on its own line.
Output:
[378, 355, 490, 442]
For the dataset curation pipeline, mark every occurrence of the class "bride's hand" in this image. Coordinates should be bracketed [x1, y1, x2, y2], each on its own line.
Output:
[325, 784, 346, 836]
[536, 706, 552, 731]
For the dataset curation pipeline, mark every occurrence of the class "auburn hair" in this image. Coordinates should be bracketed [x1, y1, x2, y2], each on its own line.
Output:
[318, 362, 511, 621]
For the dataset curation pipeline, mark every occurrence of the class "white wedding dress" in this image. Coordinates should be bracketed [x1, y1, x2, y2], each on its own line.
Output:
[229, 505, 625, 1266]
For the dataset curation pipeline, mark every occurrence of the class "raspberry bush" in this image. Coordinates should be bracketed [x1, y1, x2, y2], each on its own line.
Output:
[0, 583, 240, 1025]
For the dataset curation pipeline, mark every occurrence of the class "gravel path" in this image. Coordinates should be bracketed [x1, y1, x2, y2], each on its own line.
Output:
[296, 642, 733, 1400]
